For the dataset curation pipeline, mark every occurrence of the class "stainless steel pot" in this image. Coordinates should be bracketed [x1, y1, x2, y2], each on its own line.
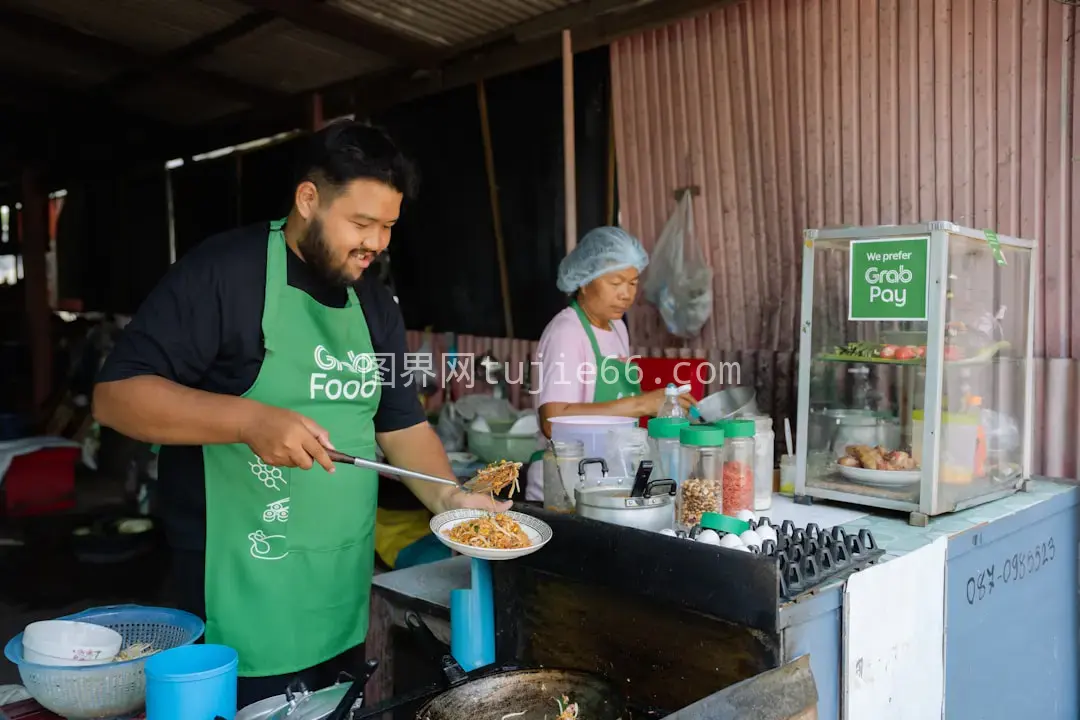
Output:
[236, 661, 378, 720]
[574, 479, 676, 533]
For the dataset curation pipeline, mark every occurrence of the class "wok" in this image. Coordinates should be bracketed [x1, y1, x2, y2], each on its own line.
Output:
[357, 611, 624, 720]
[416, 668, 623, 720]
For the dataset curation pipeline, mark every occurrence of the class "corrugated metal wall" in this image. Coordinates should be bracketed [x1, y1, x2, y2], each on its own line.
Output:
[610, 0, 1079, 475]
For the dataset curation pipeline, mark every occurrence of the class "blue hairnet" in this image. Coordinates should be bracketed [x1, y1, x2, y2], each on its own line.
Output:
[556, 226, 649, 293]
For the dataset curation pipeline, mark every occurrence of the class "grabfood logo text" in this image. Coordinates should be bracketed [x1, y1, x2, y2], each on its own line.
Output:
[864, 250, 914, 308]
[310, 345, 379, 400]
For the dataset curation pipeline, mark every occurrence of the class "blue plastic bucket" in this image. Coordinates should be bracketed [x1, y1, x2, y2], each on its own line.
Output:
[145, 644, 238, 720]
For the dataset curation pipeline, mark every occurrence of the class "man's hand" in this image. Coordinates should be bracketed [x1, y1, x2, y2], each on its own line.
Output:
[239, 404, 335, 473]
[441, 487, 512, 514]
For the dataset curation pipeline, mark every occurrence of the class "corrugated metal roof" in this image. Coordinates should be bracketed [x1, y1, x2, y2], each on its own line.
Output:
[327, 0, 581, 48]
[1, 0, 604, 125]
[3, 0, 250, 55]
[0, 27, 119, 89]
[197, 19, 391, 94]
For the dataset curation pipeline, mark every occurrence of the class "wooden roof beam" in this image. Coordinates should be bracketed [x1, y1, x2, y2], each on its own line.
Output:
[102, 11, 277, 97]
[0, 8, 282, 106]
[234, 0, 441, 65]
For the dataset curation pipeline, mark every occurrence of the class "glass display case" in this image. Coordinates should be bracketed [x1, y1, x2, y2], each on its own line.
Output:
[793, 223, 1036, 526]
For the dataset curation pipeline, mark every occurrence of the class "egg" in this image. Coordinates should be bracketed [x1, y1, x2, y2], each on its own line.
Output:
[659, 528, 677, 537]
[739, 529, 763, 547]
[735, 509, 757, 523]
[696, 529, 721, 545]
[717, 533, 744, 549]
[734, 544, 752, 552]
[756, 524, 778, 544]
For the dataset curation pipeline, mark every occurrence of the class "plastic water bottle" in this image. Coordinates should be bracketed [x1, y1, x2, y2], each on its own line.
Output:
[657, 384, 688, 419]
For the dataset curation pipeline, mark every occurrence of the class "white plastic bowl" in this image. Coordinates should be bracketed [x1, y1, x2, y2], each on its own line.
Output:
[22, 621, 122, 666]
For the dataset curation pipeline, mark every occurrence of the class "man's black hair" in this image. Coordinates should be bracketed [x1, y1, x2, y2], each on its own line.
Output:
[297, 121, 419, 201]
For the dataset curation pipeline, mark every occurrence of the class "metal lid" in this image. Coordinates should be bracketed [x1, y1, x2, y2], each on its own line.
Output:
[574, 485, 672, 510]
[648, 417, 689, 439]
[680, 424, 725, 447]
[261, 682, 355, 720]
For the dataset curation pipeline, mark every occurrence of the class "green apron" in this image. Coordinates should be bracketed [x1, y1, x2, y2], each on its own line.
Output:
[570, 300, 642, 403]
[202, 219, 382, 677]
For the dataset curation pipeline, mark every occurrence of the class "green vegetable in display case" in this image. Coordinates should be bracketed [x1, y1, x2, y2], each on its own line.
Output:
[820, 341, 926, 364]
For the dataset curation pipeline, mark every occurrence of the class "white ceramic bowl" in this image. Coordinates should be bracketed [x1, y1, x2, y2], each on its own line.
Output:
[22, 621, 122, 666]
[430, 509, 553, 561]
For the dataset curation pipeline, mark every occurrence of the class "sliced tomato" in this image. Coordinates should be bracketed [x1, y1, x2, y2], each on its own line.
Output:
[880, 344, 899, 358]
[894, 346, 917, 360]
[915, 345, 927, 358]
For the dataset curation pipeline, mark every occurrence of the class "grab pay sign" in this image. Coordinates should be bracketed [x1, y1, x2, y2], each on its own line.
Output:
[848, 237, 929, 321]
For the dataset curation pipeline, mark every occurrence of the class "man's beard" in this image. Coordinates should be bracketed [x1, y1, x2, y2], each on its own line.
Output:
[297, 217, 354, 287]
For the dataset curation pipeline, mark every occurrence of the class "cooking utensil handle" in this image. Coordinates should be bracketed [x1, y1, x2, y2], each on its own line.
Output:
[629, 460, 654, 497]
[643, 478, 676, 498]
[405, 610, 468, 686]
[327, 450, 462, 489]
[577, 457, 608, 479]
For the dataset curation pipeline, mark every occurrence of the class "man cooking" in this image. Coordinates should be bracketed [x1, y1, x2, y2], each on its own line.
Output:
[93, 121, 507, 706]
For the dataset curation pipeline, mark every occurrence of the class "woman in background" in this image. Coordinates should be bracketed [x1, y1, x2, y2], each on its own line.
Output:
[525, 227, 693, 501]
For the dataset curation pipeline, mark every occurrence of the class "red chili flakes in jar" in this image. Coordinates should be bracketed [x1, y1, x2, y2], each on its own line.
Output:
[722, 460, 754, 516]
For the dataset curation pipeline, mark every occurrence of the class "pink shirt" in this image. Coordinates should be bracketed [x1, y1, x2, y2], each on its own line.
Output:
[534, 306, 631, 408]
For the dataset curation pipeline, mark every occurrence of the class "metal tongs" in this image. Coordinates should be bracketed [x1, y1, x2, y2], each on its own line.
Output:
[326, 450, 521, 495]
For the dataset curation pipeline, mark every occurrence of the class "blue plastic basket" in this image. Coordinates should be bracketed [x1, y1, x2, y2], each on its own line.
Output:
[5, 605, 205, 720]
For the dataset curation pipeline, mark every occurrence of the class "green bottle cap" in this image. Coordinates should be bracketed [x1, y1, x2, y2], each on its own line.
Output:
[648, 417, 690, 439]
[725, 419, 756, 438]
[700, 512, 751, 535]
[679, 424, 725, 447]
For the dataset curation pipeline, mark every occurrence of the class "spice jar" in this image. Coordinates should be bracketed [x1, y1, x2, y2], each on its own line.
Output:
[744, 415, 775, 511]
[720, 419, 756, 516]
[677, 425, 725, 530]
[543, 439, 584, 513]
[647, 418, 689, 485]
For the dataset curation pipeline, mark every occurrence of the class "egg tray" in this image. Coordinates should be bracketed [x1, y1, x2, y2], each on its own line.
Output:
[682, 518, 884, 599]
[758, 519, 885, 599]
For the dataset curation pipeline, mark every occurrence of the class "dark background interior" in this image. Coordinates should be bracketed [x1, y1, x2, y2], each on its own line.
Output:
[47, 47, 613, 341]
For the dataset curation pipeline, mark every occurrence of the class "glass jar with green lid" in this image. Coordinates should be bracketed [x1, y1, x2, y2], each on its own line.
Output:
[648, 417, 689, 485]
[718, 419, 756, 516]
[677, 424, 726, 530]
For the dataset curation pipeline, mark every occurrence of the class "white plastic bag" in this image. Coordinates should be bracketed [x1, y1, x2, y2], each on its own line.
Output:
[435, 402, 466, 452]
[643, 191, 714, 338]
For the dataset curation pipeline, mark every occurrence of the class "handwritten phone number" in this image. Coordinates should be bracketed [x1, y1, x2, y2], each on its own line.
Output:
[965, 537, 1056, 606]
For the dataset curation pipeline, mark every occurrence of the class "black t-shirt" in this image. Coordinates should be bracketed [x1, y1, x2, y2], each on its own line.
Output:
[97, 222, 427, 551]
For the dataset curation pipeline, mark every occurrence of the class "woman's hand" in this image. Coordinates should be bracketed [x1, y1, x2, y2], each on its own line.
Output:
[633, 389, 698, 417]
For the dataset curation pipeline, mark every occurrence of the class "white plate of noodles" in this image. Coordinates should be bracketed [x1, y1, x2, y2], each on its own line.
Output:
[430, 509, 553, 560]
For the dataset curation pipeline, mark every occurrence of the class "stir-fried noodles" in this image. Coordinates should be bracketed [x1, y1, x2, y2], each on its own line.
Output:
[464, 459, 522, 497]
[445, 513, 531, 550]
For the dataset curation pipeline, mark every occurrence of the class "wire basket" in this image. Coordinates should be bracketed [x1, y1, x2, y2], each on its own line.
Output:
[4, 605, 204, 720]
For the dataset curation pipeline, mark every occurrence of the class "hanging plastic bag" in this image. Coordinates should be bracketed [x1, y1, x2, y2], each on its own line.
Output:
[435, 402, 466, 452]
[643, 191, 714, 338]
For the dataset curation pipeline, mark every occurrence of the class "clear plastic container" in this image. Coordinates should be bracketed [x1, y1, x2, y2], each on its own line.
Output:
[779, 455, 795, 495]
[720, 419, 755, 516]
[656, 384, 688, 419]
[745, 415, 774, 511]
[677, 425, 725, 530]
[648, 417, 689, 485]
[607, 426, 651, 481]
[543, 439, 584, 512]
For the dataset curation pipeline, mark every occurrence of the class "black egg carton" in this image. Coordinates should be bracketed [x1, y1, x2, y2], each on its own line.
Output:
[752, 518, 886, 599]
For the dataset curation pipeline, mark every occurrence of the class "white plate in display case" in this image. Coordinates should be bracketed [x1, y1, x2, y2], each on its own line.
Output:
[834, 464, 921, 488]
